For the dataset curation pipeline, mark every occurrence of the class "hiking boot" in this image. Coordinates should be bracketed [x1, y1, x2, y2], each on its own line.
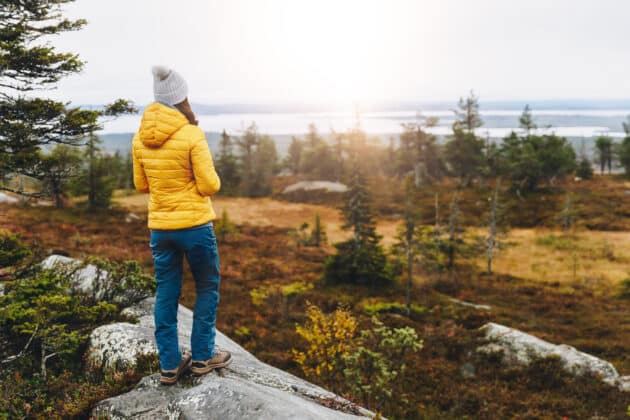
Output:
[191, 349, 232, 375]
[160, 351, 192, 385]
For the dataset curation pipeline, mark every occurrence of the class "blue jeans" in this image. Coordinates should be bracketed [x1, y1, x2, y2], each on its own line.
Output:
[150, 222, 220, 370]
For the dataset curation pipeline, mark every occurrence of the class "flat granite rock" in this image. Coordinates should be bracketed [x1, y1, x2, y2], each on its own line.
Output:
[91, 297, 374, 419]
[478, 322, 630, 392]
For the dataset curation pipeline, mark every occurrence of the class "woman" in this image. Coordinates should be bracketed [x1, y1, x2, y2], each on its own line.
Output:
[132, 65, 231, 385]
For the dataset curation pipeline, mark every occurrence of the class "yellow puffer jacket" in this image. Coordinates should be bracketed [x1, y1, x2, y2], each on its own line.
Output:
[132, 102, 221, 230]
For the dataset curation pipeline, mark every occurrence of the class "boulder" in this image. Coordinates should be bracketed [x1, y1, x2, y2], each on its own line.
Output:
[0, 192, 18, 204]
[282, 181, 348, 194]
[90, 297, 375, 419]
[42, 255, 104, 297]
[478, 322, 630, 392]
[41, 255, 150, 307]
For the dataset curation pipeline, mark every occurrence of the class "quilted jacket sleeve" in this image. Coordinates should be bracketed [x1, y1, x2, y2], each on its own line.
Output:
[132, 140, 149, 193]
[191, 131, 221, 196]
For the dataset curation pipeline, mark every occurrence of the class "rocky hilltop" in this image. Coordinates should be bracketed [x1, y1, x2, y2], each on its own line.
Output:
[90, 297, 374, 420]
[42, 255, 374, 420]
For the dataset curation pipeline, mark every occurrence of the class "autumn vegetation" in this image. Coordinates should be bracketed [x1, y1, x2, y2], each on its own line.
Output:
[2, 0, 630, 418]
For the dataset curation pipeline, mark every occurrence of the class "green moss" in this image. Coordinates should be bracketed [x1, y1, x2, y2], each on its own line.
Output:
[359, 300, 426, 316]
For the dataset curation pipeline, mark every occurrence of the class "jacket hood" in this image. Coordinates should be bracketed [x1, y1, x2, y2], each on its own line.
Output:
[138, 102, 189, 147]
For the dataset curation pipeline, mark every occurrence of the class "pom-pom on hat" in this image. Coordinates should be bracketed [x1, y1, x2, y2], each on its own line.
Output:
[152, 65, 188, 106]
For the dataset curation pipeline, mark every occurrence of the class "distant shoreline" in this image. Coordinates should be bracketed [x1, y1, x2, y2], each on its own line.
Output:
[83, 98, 630, 115]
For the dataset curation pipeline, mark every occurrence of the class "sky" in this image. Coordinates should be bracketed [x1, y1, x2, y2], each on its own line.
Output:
[49, 0, 630, 107]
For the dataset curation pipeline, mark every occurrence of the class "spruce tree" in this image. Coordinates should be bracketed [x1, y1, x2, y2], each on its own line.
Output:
[324, 165, 392, 288]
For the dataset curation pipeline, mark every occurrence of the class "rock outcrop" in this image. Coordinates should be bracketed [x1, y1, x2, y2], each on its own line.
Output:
[282, 181, 348, 194]
[478, 322, 630, 392]
[38, 255, 372, 418]
[41, 255, 150, 307]
[90, 297, 375, 419]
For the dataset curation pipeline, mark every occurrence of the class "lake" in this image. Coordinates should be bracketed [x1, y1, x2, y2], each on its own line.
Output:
[101, 109, 630, 139]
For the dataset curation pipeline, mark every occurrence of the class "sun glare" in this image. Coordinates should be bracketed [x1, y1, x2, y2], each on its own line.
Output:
[277, 1, 404, 106]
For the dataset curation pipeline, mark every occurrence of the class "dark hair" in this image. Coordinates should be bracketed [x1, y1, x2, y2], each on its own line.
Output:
[174, 98, 198, 125]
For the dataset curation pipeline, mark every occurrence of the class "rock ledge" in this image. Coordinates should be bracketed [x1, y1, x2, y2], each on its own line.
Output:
[91, 297, 375, 419]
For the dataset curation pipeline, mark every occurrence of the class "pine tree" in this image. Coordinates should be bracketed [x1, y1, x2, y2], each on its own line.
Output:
[408, 119, 442, 184]
[237, 123, 259, 197]
[71, 134, 116, 210]
[618, 136, 630, 177]
[486, 181, 503, 275]
[446, 92, 486, 186]
[453, 90, 483, 133]
[595, 136, 613, 175]
[324, 165, 392, 288]
[39, 145, 82, 208]
[216, 130, 240, 195]
[444, 129, 485, 186]
[286, 136, 304, 175]
[392, 177, 422, 316]
[617, 117, 630, 177]
[447, 196, 459, 273]
[333, 132, 345, 181]
[519, 105, 537, 136]
[0, 1, 134, 195]
[298, 124, 338, 181]
[250, 135, 278, 197]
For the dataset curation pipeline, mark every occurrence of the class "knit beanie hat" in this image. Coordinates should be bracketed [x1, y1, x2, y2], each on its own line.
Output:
[151, 65, 188, 106]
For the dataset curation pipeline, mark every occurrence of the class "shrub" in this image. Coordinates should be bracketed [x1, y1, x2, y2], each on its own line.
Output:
[215, 209, 237, 243]
[292, 303, 358, 390]
[576, 156, 594, 180]
[0, 231, 31, 269]
[292, 303, 423, 415]
[343, 318, 423, 413]
[0, 266, 118, 378]
[84, 257, 155, 306]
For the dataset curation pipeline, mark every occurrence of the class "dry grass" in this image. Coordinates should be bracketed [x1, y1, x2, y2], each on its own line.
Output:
[114, 192, 401, 247]
[114, 192, 630, 290]
[478, 228, 630, 290]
